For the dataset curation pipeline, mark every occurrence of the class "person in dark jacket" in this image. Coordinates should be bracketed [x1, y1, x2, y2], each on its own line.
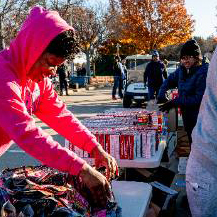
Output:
[144, 51, 167, 100]
[57, 64, 68, 96]
[157, 39, 209, 144]
[112, 56, 123, 100]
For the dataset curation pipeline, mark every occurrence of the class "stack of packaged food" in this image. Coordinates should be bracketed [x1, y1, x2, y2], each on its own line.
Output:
[65, 108, 168, 164]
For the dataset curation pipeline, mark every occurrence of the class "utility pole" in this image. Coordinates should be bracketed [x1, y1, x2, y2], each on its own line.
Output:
[116, 43, 120, 57]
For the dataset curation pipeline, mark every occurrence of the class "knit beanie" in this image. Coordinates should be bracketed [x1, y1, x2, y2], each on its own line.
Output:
[180, 39, 201, 58]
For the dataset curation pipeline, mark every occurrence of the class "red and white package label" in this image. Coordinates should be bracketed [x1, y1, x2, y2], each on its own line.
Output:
[105, 134, 111, 154]
[110, 135, 120, 159]
[99, 134, 105, 148]
[74, 146, 84, 158]
[119, 135, 125, 159]
[94, 133, 99, 142]
[145, 132, 152, 159]
[149, 130, 156, 156]
[135, 133, 141, 158]
[127, 135, 134, 160]
[142, 132, 147, 158]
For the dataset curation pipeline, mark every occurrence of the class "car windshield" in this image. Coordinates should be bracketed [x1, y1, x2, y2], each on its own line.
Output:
[167, 62, 179, 75]
[126, 54, 152, 71]
[126, 55, 152, 83]
[127, 70, 144, 82]
[167, 67, 176, 75]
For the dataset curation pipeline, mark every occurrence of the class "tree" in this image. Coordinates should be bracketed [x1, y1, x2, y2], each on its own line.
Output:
[160, 36, 217, 61]
[0, 0, 84, 50]
[194, 36, 217, 54]
[109, 0, 195, 53]
[67, 2, 113, 76]
[0, 0, 26, 49]
[0, 0, 48, 50]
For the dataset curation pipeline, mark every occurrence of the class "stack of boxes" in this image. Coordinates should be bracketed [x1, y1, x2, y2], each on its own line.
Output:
[65, 108, 167, 165]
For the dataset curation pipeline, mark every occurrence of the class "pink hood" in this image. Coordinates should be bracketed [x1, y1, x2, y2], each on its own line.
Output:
[0, 7, 99, 175]
[9, 6, 73, 82]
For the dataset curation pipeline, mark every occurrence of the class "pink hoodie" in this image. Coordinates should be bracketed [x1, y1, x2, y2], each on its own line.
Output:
[0, 6, 99, 175]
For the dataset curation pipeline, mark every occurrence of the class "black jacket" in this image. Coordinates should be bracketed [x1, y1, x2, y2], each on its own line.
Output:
[113, 62, 122, 77]
[144, 60, 167, 87]
[57, 65, 67, 80]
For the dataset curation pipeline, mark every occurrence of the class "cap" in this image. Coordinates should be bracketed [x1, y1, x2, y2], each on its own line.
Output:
[152, 50, 159, 57]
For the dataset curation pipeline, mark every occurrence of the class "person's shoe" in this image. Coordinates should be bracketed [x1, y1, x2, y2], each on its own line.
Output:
[60, 92, 63, 96]
[66, 92, 69, 96]
[112, 96, 117, 100]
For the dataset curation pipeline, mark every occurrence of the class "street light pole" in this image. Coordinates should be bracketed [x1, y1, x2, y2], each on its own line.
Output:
[116, 43, 120, 57]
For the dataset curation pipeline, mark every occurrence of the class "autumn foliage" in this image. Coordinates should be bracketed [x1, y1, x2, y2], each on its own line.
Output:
[109, 0, 195, 53]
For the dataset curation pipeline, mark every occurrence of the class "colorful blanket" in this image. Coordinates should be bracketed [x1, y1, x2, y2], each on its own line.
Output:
[0, 166, 121, 217]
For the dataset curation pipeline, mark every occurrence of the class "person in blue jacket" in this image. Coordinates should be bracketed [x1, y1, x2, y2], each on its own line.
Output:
[157, 39, 209, 144]
[144, 50, 167, 100]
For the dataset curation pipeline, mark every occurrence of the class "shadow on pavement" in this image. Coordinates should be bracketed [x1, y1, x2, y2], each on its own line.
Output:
[67, 102, 122, 115]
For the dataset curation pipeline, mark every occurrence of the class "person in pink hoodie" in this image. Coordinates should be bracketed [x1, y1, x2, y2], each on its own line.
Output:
[0, 6, 118, 206]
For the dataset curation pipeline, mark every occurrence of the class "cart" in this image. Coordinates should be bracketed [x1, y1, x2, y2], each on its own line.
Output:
[123, 54, 152, 108]
[123, 69, 149, 108]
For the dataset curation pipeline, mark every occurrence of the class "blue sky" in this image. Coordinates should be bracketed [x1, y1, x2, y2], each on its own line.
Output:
[185, 0, 217, 38]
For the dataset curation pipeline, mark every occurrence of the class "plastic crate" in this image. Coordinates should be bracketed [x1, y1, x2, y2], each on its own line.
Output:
[70, 76, 90, 87]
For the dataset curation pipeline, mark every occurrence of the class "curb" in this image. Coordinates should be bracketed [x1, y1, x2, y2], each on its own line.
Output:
[71, 86, 96, 92]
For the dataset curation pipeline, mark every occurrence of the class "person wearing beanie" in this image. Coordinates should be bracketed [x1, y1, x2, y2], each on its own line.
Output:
[157, 39, 209, 144]
[144, 50, 167, 100]
[0, 6, 118, 207]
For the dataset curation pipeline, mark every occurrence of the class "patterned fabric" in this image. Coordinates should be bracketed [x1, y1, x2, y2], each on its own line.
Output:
[0, 166, 121, 217]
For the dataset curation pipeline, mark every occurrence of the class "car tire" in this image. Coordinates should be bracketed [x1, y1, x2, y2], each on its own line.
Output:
[123, 96, 131, 108]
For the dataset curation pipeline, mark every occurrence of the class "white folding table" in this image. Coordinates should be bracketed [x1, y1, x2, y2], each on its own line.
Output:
[116, 140, 167, 168]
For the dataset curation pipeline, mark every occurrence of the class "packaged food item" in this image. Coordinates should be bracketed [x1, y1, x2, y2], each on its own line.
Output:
[0, 165, 122, 217]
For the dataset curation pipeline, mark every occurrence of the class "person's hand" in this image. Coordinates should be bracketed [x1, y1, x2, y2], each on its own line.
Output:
[79, 163, 111, 207]
[159, 100, 175, 112]
[91, 145, 119, 181]
[157, 97, 168, 104]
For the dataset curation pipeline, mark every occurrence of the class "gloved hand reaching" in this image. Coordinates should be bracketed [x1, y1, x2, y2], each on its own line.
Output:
[159, 100, 175, 112]
[157, 97, 168, 104]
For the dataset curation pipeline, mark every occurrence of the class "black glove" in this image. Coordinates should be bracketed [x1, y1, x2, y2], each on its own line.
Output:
[159, 100, 175, 112]
[157, 97, 168, 104]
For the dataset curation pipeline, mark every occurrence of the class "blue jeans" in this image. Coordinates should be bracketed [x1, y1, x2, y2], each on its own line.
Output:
[148, 86, 160, 100]
[112, 76, 123, 98]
